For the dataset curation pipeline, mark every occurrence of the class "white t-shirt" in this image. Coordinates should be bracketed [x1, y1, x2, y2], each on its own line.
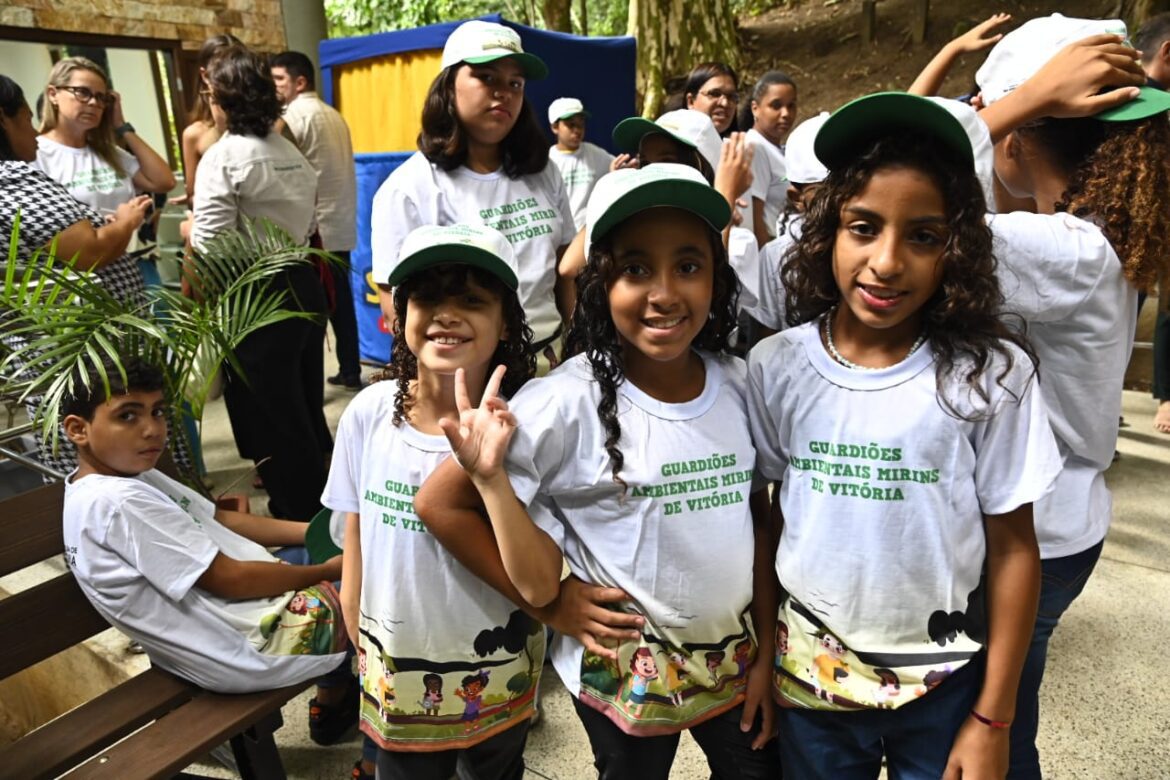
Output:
[370, 152, 575, 344]
[282, 91, 357, 251]
[191, 131, 317, 252]
[548, 142, 613, 231]
[34, 135, 140, 217]
[747, 322, 1061, 711]
[730, 219, 800, 331]
[504, 351, 761, 736]
[62, 469, 345, 693]
[990, 211, 1137, 558]
[321, 381, 540, 750]
[746, 128, 788, 239]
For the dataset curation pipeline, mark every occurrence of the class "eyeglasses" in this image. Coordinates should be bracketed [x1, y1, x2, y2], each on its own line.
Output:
[699, 88, 739, 104]
[57, 85, 115, 107]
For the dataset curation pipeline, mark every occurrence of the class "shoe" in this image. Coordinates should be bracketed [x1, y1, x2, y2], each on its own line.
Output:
[351, 759, 374, 780]
[308, 680, 360, 746]
[327, 373, 363, 390]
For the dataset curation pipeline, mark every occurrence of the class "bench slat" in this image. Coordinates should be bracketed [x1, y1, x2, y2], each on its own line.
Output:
[61, 681, 309, 780]
[0, 668, 199, 780]
[0, 574, 111, 681]
[0, 483, 65, 576]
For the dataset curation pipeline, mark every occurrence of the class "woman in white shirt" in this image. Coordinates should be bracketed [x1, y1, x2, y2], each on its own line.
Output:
[37, 57, 174, 217]
[192, 45, 331, 523]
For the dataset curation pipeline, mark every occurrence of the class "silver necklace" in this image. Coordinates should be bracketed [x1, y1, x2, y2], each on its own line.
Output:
[822, 307, 927, 371]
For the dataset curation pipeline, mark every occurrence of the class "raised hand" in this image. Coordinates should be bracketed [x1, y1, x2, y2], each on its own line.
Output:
[438, 365, 517, 484]
[950, 13, 1012, 55]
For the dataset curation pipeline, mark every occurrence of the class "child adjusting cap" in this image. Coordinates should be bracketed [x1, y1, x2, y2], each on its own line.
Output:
[441, 20, 548, 80]
[585, 163, 731, 253]
[612, 109, 724, 171]
[548, 97, 589, 124]
[814, 92, 975, 172]
[389, 223, 519, 290]
[976, 13, 1170, 120]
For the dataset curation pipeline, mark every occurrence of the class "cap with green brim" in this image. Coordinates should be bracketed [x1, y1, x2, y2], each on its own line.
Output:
[305, 508, 342, 564]
[814, 92, 974, 172]
[1095, 85, 1170, 121]
[612, 109, 723, 170]
[387, 224, 519, 290]
[440, 20, 548, 81]
[585, 163, 731, 253]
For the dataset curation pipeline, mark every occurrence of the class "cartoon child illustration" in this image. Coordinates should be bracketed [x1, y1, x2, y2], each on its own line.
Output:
[286, 591, 321, 615]
[624, 647, 660, 717]
[733, 639, 752, 677]
[811, 629, 850, 702]
[664, 648, 690, 707]
[874, 667, 901, 708]
[705, 650, 725, 684]
[455, 670, 490, 733]
[419, 672, 444, 716]
[915, 667, 952, 697]
[378, 670, 397, 719]
[775, 622, 790, 668]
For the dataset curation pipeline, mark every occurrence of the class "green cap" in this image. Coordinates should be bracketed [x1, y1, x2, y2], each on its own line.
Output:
[814, 92, 974, 172]
[305, 508, 342, 564]
[1095, 85, 1170, 121]
[388, 224, 519, 290]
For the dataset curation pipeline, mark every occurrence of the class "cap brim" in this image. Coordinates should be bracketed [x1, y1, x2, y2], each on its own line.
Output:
[815, 92, 974, 171]
[463, 52, 548, 81]
[1096, 85, 1170, 121]
[590, 179, 731, 246]
[305, 508, 342, 564]
[387, 243, 519, 291]
[554, 109, 591, 122]
[612, 117, 698, 153]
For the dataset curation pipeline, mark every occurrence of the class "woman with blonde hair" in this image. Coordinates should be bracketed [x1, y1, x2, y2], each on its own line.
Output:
[37, 56, 174, 217]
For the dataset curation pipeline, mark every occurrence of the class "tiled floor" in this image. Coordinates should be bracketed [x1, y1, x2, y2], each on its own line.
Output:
[71, 352, 1170, 778]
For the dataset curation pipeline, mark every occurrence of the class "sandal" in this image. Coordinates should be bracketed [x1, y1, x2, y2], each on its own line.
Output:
[308, 679, 359, 746]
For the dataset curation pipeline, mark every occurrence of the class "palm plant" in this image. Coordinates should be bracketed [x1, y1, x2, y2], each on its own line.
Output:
[1, 214, 335, 488]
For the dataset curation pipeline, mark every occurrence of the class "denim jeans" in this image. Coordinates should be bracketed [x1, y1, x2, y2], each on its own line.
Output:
[775, 655, 983, 779]
[375, 718, 529, 780]
[1007, 540, 1104, 779]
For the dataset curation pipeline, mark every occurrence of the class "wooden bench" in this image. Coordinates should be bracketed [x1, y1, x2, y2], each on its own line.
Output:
[0, 483, 311, 779]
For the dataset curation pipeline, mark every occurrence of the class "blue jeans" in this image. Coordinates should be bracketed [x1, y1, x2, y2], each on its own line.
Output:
[1007, 540, 1104, 779]
[775, 656, 982, 779]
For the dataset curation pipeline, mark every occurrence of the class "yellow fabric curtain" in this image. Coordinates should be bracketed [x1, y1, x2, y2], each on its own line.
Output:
[335, 50, 443, 153]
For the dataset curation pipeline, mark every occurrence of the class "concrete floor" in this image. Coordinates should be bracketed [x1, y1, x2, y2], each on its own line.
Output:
[93, 348, 1170, 778]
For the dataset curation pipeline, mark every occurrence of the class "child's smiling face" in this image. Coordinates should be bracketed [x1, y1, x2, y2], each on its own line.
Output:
[832, 165, 948, 343]
[402, 268, 508, 379]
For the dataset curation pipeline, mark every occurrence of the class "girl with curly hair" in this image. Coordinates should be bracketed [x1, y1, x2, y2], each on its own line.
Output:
[747, 92, 1063, 778]
[970, 15, 1170, 778]
[191, 44, 331, 522]
[419, 164, 781, 779]
[370, 20, 574, 375]
[324, 224, 536, 779]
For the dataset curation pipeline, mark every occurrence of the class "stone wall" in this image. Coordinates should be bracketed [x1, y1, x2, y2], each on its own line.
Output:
[0, 0, 287, 52]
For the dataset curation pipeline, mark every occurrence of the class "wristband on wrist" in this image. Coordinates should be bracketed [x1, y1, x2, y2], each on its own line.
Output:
[114, 122, 135, 138]
[970, 708, 1011, 729]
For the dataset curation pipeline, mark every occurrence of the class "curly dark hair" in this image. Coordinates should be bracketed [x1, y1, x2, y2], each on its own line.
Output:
[417, 65, 549, 178]
[1016, 113, 1170, 291]
[782, 132, 1037, 419]
[205, 45, 282, 138]
[564, 218, 738, 490]
[381, 265, 535, 426]
[0, 75, 26, 161]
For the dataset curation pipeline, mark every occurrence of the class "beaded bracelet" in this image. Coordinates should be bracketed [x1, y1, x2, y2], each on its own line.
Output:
[970, 708, 1011, 729]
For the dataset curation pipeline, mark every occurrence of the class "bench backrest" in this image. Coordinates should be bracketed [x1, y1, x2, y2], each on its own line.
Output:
[0, 483, 110, 682]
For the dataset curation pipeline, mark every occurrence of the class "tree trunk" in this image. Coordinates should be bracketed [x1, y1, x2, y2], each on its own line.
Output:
[578, 0, 588, 36]
[1116, 0, 1170, 30]
[628, 0, 739, 118]
[542, 0, 572, 31]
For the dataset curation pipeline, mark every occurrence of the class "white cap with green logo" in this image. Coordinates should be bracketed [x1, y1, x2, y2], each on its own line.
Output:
[440, 20, 548, 80]
[389, 223, 519, 290]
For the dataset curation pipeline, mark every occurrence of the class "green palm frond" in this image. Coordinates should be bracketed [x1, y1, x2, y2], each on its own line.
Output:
[0, 216, 337, 481]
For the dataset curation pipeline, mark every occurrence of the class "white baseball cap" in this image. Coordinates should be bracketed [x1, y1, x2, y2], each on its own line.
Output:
[585, 164, 731, 253]
[612, 109, 723, 171]
[388, 224, 519, 290]
[976, 14, 1170, 121]
[924, 97, 997, 211]
[785, 112, 830, 185]
[440, 20, 548, 80]
[548, 97, 589, 124]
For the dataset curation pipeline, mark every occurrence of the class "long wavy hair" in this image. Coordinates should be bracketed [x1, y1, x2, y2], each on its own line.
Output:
[192, 34, 242, 124]
[381, 265, 535, 426]
[417, 64, 549, 178]
[40, 57, 125, 178]
[1015, 113, 1170, 291]
[783, 133, 1037, 419]
[564, 216, 738, 490]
